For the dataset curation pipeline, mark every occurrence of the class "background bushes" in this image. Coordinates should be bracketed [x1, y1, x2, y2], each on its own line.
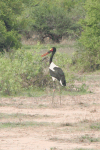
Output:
[73, 0, 100, 71]
[0, 0, 23, 52]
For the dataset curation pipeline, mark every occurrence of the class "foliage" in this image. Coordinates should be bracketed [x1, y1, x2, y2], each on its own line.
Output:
[25, 0, 83, 42]
[0, 0, 23, 52]
[0, 44, 74, 95]
[31, 1, 68, 42]
[73, 0, 100, 71]
[0, 46, 41, 95]
[0, 0, 87, 48]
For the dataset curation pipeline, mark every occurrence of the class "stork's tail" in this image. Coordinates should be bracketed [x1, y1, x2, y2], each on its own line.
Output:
[60, 76, 66, 86]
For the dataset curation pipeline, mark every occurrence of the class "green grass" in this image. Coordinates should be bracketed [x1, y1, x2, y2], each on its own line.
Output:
[51, 147, 95, 150]
[57, 85, 90, 96]
[79, 134, 100, 143]
[74, 148, 94, 150]
[1, 83, 89, 98]
[49, 134, 100, 145]
[0, 121, 51, 129]
[0, 113, 33, 119]
[19, 88, 46, 97]
[85, 74, 100, 82]
[50, 148, 57, 150]
[61, 90, 90, 96]
[90, 122, 100, 130]
[0, 113, 52, 119]
[22, 41, 76, 56]
[22, 41, 75, 49]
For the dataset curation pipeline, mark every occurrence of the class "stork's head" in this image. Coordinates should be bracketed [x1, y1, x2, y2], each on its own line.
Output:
[41, 47, 56, 57]
[50, 47, 56, 53]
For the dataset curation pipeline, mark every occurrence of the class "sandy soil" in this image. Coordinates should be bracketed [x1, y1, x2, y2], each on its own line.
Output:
[0, 80, 100, 150]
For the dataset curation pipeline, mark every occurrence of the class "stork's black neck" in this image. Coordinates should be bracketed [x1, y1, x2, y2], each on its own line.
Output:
[49, 52, 55, 64]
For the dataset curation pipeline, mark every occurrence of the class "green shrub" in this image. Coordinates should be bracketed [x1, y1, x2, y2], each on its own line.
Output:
[0, 54, 22, 95]
[73, 0, 100, 72]
[0, 0, 23, 52]
[0, 46, 75, 95]
[31, 0, 81, 43]
[0, 48, 42, 95]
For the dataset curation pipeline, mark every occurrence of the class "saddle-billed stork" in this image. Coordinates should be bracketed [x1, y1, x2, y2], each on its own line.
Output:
[41, 47, 66, 104]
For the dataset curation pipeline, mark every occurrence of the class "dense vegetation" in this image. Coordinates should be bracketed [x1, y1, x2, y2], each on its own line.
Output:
[0, 0, 23, 52]
[0, 0, 100, 95]
[0, 44, 73, 95]
[0, 0, 85, 52]
[73, 0, 100, 71]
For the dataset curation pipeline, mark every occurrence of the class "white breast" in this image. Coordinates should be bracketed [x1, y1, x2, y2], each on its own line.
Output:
[49, 62, 58, 71]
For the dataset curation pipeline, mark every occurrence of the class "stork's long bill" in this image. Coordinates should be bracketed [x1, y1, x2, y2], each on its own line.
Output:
[41, 48, 53, 57]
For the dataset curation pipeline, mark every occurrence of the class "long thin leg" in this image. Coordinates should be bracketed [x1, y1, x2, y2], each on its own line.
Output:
[52, 81, 56, 104]
[52, 89, 55, 104]
[59, 86, 62, 105]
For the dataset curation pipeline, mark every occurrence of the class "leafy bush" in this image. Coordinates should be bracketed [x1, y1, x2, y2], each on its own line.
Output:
[73, 0, 100, 71]
[30, 0, 82, 43]
[0, 47, 42, 95]
[0, 0, 23, 52]
[0, 54, 22, 95]
[0, 45, 74, 95]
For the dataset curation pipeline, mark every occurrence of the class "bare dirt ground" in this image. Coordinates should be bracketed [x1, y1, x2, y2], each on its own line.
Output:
[0, 77, 100, 150]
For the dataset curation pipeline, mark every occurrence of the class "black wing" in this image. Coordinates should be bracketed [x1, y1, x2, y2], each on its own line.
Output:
[49, 67, 66, 86]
